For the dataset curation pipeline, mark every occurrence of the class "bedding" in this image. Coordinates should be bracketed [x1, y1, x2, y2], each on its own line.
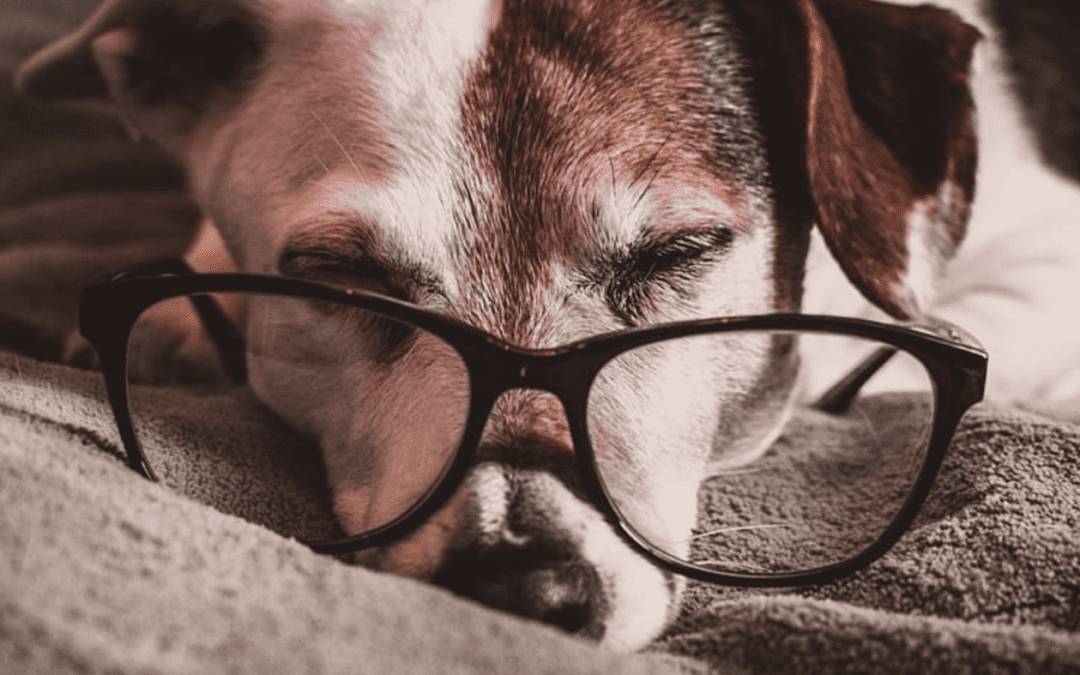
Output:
[4, 340, 1080, 675]
[3, 2, 1080, 673]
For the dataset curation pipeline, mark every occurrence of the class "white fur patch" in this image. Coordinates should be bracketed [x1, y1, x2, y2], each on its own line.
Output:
[466, 462, 529, 547]
[258, 0, 503, 297]
[902, 179, 962, 314]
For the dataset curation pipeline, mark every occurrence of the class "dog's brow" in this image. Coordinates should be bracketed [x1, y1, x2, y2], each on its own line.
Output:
[278, 218, 443, 299]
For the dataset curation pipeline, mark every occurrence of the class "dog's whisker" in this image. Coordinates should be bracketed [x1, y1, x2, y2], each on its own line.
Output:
[709, 467, 769, 477]
[301, 181, 352, 202]
[688, 523, 785, 541]
[607, 152, 617, 198]
[633, 170, 665, 213]
[631, 132, 672, 185]
[630, 169, 659, 213]
[309, 109, 363, 181]
[688, 559, 774, 574]
[304, 173, 353, 200]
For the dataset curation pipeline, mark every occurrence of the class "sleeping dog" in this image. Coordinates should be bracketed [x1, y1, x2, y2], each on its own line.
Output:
[18, 0, 1062, 651]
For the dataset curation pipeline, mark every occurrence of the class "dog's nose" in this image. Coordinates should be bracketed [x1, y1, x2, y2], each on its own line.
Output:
[419, 454, 671, 650]
[433, 541, 606, 637]
[437, 402, 612, 638]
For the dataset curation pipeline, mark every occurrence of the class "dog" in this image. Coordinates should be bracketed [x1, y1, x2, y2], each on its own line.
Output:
[15, 0, 1078, 651]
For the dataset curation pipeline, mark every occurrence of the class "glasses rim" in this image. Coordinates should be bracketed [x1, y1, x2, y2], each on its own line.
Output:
[79, 260, 988, 587]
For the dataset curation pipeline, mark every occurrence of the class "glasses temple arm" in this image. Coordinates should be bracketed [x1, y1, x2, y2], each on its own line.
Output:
[133, 258, 248, 384]
[812, 346, 897, 414]
[186, 293, 248, 384]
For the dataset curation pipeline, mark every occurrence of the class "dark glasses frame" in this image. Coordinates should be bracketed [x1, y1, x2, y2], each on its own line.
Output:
[79, 261, 987, 588]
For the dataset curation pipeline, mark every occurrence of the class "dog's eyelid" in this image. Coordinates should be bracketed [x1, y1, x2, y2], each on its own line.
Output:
[582, 226, 735, 325]
[278, 245, 447, 304]
[277, 242, 401, 299]
[640, 227, 736, 259]
[279, 247, 386, 282]
[609, 226, 736, 280]
[278, 219, 447, 300]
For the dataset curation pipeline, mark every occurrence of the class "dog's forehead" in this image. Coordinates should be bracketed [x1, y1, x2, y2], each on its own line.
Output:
[258, 0, 499, 266]
[462, 0, 747, 200]
[275, 0, 764, 339]
[456, 3, 751, 264]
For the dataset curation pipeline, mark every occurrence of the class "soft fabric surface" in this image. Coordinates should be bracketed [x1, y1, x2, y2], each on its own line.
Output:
[3, 1, 1080, 673]
[664, 402, 1080, 672]
[3, 352, 1080, 673]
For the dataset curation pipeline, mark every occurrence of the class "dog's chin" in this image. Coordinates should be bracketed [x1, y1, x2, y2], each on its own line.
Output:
[346, 463, 675, 652]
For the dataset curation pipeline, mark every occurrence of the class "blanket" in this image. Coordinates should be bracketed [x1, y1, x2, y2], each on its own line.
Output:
[4, 351, 1080, 674]
[3, 1, 1079, 673]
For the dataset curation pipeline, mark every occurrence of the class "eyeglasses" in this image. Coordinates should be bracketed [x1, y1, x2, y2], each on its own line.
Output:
[79, 259, 986, 587]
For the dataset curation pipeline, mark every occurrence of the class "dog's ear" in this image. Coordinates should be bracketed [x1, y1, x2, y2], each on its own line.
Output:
[15, 0, 266, 154]
[728, 0, 980, 319]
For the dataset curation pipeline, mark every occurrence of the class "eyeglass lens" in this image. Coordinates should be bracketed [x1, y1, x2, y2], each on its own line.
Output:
[123, 292, 471, 543]
[588, 330, 935, 575]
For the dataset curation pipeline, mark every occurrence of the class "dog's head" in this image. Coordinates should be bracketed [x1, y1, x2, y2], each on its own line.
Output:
[18, 0, 978, 650]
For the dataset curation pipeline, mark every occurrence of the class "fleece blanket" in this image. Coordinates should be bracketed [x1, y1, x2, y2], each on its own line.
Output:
[4, 346, 1080, 675]
[2, 1, 1080, 673]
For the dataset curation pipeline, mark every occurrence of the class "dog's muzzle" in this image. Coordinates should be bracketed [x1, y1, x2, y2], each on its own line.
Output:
[432, 456, 612, 637]
[425, 442, 677, 646]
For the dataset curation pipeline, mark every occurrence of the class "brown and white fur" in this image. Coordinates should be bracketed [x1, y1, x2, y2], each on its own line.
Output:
[804, 0, 1080, 418]
[18, 0, 1054, 650]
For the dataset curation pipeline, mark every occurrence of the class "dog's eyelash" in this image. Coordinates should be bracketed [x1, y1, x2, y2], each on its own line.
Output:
[589, 229, 735, 325]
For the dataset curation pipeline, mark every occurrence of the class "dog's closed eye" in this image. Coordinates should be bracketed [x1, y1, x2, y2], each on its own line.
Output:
[585, 228, 735, 325]
[281, 248, 400, 297]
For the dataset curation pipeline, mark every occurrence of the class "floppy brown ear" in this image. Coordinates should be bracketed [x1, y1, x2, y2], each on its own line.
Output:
[15, 0, 266, 154]
[728, 0, 980, 319]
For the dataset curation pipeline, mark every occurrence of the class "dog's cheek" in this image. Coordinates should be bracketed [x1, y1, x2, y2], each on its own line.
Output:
[242, 303, 347, 440]
[327, 404, 465, 540]
[590, 412, 703, 560]
[702, 225, 778, 317]
[590, 333, 774, 548]
[319, 336, 471, 536]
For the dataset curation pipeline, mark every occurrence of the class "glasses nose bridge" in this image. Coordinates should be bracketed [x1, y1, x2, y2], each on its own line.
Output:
[497, 348, 596, 407]
[471, 349, 597, 453]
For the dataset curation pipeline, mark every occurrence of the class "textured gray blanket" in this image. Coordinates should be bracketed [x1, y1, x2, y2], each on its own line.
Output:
[2, 1, 1079, 672]
[3, 351, 1079, 674]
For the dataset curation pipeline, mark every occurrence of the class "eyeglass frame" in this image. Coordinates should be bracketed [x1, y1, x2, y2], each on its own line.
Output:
[78, 260, 988, 588]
